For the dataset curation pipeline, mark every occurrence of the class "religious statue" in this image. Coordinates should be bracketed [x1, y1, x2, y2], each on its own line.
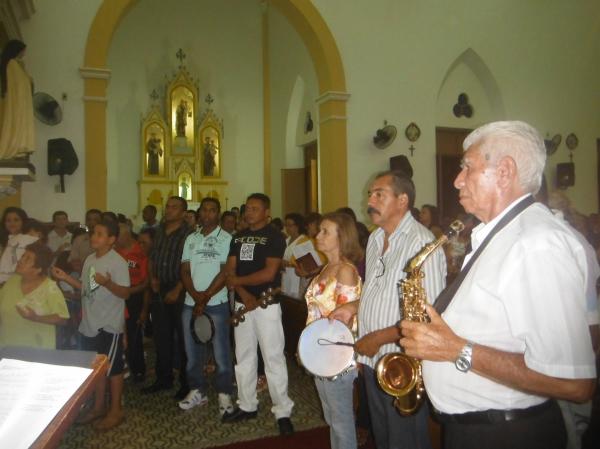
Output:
[203, 137, 217, 177]
[146, 133, 163, 175]
[175, 99, 188, 137]
[0, 39, 34, 160]
[180, 178, 189, 199]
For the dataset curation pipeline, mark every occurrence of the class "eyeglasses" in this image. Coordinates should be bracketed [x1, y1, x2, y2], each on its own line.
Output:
[375, 256, 386, 278]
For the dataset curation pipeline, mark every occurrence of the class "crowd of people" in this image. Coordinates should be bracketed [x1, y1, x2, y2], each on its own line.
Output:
[0, 120, 598, 449]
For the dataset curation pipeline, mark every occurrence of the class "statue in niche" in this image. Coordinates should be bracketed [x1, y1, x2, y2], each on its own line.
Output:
[175, 99, 189, 137]
[146, 133, 163, 175]
[203, 137, 217, 177]
[179, 172, 191, 200]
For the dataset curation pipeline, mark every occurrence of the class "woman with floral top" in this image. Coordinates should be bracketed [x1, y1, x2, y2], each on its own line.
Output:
[304, 212, 363, 449]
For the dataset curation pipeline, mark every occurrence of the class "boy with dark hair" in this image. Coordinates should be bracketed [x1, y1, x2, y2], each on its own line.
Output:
[52, 218, 131, 430]
[47, 210, 72, 255]
[69, 208, 102, 273]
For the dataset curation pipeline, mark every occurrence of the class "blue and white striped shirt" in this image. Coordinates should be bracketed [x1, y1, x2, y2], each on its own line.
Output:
[358, 212, 447, 368]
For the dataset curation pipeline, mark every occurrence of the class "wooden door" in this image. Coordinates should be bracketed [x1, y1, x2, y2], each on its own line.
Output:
[281, 168, 307, 216]
[435, 127, 472, 221]
[304, 141, 319, 213]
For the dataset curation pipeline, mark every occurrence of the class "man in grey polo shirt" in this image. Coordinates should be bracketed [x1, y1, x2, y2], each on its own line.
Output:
[180, 197, 234, 416]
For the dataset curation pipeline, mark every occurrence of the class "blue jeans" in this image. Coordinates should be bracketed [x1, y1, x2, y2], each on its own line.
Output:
[181, 302, 233, 395]
[315, 369, 358, 449]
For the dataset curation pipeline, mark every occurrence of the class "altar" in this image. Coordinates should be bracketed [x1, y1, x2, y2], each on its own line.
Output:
[138, 51, 227, 213]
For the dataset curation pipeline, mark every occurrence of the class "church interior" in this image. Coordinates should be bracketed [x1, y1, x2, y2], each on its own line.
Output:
[0, 0, 599, 448]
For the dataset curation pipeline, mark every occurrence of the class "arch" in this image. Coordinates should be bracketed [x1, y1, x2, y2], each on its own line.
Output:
[436, 48, 505, 118]
[82, 0, 348, 212]
[285, 75, 305, 166]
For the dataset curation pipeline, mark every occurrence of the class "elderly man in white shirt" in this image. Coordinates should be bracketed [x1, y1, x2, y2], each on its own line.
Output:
[400, 121, 596, 449]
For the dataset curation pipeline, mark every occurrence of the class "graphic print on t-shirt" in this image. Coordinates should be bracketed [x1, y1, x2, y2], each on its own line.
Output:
[240, 243, 255, 261]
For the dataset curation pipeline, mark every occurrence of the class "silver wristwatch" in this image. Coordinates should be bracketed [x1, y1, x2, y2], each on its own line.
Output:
[455, 341, 474, 372]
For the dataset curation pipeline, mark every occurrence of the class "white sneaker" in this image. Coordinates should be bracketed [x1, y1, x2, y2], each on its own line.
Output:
[178, 389, 208, 410]
[218, 393, 234, 417]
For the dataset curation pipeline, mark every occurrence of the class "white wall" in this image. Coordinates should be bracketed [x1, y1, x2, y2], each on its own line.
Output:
[268, 5, 318, 217]
[19, 0, 102, 223]
[312, 0, 600, 218]
[107, 0, 263, 216]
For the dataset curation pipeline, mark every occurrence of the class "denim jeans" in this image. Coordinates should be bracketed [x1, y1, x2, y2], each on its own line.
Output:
[181, 302, 233, 395]
[315, 369, 358, 449]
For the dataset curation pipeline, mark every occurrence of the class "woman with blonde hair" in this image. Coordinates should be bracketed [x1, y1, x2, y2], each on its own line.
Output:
[304, 212, 363, 449]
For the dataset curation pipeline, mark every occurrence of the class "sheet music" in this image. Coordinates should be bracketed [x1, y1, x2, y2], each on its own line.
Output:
[0, 358, 92, 449]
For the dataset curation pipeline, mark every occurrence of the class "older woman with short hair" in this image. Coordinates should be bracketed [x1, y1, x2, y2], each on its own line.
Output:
[0, 242, 69, 348]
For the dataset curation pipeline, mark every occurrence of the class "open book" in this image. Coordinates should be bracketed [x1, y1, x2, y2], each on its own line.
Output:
[292, 239, 323, 273]
[0, 358, 92, 449]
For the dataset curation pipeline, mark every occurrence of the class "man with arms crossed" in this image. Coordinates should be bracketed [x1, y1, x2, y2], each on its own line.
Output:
[400, 121, 596, 449]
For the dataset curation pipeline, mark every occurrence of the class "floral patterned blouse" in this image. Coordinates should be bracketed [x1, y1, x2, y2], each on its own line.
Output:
[304, 262, 362, 328]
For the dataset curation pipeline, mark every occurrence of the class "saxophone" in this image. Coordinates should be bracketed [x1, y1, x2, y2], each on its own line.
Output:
[375, 220, 464, 415]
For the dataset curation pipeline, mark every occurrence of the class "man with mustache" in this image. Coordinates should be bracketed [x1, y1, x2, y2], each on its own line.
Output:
[331, 170, 447, 449]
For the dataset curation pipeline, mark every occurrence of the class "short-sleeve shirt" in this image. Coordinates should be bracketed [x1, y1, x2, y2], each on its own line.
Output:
[47, 229, 72, 253]
[116, 242, 148, 287]
[0, 275, 69, 349]
[79, 249, 131, 336]
[182, 226, 232, 307]
[229, 224, 285, 300]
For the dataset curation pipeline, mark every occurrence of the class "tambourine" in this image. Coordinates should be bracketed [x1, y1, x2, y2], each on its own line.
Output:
[190, 313, 215, 344]
[231, 287, 281, 327]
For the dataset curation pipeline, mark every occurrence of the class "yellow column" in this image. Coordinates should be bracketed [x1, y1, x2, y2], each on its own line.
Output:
[317, 92, 350, 212]
[262, 3, 271, 195]
[80, 68, 111, 211]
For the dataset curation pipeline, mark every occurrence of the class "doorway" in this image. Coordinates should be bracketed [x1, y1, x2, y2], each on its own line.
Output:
[281, 141, 319, 216]
[435, 127, 471, 221]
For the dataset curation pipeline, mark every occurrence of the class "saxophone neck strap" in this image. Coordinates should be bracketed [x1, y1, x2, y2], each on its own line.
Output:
[434, 195, 536, 315]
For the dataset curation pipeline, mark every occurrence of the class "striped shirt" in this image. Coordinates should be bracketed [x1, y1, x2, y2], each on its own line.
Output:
[151, 222, 191, 289]
[358, 212, 447, 368]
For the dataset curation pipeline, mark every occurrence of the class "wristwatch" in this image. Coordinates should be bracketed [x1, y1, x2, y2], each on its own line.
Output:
[455, 341, 474, 372]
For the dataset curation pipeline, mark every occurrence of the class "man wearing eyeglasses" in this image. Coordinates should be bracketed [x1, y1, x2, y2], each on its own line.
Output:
[331, 170, 446, 449]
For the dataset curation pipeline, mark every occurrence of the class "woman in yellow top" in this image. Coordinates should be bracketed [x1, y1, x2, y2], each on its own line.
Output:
[304, 212, 363, 449]
[0, 242, 69, 349]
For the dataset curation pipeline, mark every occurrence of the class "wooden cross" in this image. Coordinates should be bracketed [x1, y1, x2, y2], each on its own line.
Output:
[205, 94, 214, 106]
[409, 145, 416, 156]
[176, 48, 186, 65]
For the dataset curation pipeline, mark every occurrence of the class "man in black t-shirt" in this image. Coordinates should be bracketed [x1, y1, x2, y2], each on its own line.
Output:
[217, 193, 294, 435]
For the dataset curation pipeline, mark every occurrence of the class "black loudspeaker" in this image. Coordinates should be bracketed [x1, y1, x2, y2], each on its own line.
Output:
[48, 138, 79, 192]
[556, 162, 575, 188]
[389, 155, 413, 179]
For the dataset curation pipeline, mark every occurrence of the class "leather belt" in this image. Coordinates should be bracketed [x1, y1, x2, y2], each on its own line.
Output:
[434, 400, 554, 425]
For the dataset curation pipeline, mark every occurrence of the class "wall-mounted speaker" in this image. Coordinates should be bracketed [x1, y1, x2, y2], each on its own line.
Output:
[389, 155, 413, 179]
[48, 138, 79, 192]
[556, 162, 575, 189]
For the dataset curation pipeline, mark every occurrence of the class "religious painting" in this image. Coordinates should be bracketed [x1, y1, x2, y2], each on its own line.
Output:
[170, 86, 195, 154]
[200, 126, 221, 178]
[178, 172, 192, 200]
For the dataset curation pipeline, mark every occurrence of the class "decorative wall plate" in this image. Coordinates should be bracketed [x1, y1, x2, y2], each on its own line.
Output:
[405, 122, 421, 142]
[544, 134, 561, 155]
[566, 133, 578, 151]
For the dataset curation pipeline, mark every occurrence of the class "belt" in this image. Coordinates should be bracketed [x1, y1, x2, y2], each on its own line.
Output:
[434, 400, 554, 425]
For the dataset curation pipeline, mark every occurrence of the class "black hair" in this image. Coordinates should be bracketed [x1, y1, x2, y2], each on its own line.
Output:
[375, 170, 416, 208]
[101, 211, 118, 223]
[96, 218, 120, 239]
[52, 210, 68, 222]
[271, 217, 284, 233]
[284, 213, 306, 235]
[143, 204, 157, 215]
[71, 227, 87, 243]
[200, 197, 221, 213]
[1, 39, 26, 96]
[421, 204, 440, 228]
[246, 193, 271, 209]
[221, 211, 236, 221]
[139, 227, 156, 240]
[85, 208, 102, 219]
[169, 196, 188, 211]
[0, 206, 28, 246]
[305, 212, 322, 226]
[24, 219, 48, 241]
[25, 241, 53, 275]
